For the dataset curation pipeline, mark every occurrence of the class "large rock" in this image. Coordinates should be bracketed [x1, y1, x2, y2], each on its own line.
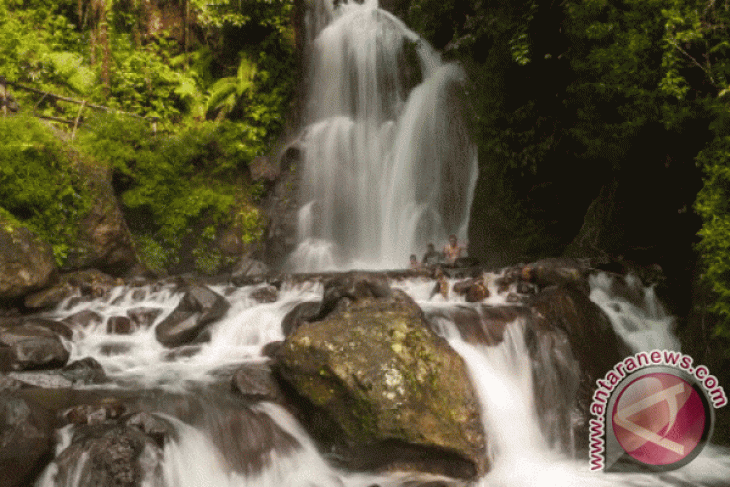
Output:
[64, 164, 137, 276]
[274, 286, 485, 478]
[48, 422, 165, 486]
[155, 285, 230, 347]
[0, 218, 57, 301]
[0, 323, 70, 371]
[526, 282, 631, 453]
[0, 394, 55, 487]
[25, 269, 120, 310]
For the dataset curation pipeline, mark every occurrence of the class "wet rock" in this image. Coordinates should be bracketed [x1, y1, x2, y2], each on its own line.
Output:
[123, 412, 175, 448]
[230, 257, 270, 285]
[61, 357, 108, 385]
[196, 401, 299, 476]
[232, 363, 281, 401]
[0, 345, 13, 373]
[126, 307, 162, 329]
[62, 309, 103, 329]
[0, 373, 30, 392]
[24, 281, 76, 309]
[315, 272, 392, 320]
[261, 340, 283, 358]
[51, 423, 163, 487]
[0, 394, 55, 487]
[452, 279, 475, 295]
[465, 282, 489, 302]
[5, 371, 74, 388]
[131, 288, 147, 302]
[0, 217, 57, 300]
[250, 285, 279, 303]
[281, 301, 320, 336]
[66, 269, 120, 297]
[61, 397, 127, 426]
[453, 278, 490, 302]
[0, 323, 70, 370]
[107, 316, 134, 335]
[155, 285, 230, 347]
[22, 317, 74, 340]
[424, 305, 525, 346]
[527, 283, 631, 453]
[63, 163, 137, 276]
[275, 288, 486, 478]
[521, 258, 590, 292]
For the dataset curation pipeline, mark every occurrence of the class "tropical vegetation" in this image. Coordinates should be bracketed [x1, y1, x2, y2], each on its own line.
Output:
[0, 0, 296, 273]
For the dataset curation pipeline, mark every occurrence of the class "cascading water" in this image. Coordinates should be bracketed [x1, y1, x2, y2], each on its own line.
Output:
[31, 270, 730, 487]
[287, 0, 478, 272]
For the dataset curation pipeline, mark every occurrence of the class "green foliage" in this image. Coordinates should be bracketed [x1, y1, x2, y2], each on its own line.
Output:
[0, 0, 294, 275]
[0, 114, 90, 264]
[77, 113, 265, 273]
[696, 137, 730, 336]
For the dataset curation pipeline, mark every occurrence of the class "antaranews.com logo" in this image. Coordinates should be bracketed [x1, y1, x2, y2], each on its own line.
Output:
[589, 350, 727, 472]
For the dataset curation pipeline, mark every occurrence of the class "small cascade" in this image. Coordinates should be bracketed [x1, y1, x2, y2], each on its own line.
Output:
[428, 274, 730, 487]
[589, 272, 680, 352]
[289, 0, 477, 271]
[48, 282, 323, 387]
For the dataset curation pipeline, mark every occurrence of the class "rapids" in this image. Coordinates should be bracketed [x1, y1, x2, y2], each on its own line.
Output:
[33, 270, 730, 487]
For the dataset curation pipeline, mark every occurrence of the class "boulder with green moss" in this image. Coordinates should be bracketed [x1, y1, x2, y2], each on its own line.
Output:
[64, 162, 137, 276]
[0, 216, 57, 301]
[274, 279, 486, 478]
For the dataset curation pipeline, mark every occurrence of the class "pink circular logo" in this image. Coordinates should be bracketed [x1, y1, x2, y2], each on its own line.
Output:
[611, 372, 707, 466]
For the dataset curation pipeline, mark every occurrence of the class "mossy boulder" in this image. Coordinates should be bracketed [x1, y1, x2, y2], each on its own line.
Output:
[274, 287, 486, 478]
[64, 163, 137, 276]
[0, 217, 57, 301]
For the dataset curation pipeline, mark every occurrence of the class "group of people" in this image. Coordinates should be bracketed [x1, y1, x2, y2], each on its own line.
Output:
[409, 234, 467, 269]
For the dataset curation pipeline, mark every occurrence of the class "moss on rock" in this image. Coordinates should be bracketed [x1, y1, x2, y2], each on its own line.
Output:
[274, 289, 486, 476]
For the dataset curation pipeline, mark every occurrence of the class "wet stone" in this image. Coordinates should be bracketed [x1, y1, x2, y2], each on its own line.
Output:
[131, 288, 147, 302]
[0, 324, 70, 370]
[232, 363, 281, 401]
[107, 316, 134, 335]
[52, 423, 164, 487]
[250, 285, 279, 303]
[0, 394, 55, 487]
[126, 307, 163, 329]
[22, 317, 74, 340]
[124, 412, 175, 448]
[281, 301, 320, 336]
[62, 309, 103, 329]
[61, 357, 108, 384]
[0, 373, 29, 391]
[61, 397, 127, 426]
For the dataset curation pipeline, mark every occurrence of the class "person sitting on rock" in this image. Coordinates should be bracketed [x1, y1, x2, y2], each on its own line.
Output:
[443, 234, 465, 265]
[421, 243, 442, 266]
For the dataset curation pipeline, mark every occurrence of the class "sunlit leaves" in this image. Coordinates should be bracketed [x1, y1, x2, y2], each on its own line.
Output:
[0, 115, 90, 265]
[696, 137, 730, 335]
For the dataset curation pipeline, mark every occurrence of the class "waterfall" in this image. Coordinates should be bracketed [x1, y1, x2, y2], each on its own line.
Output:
[288, 0, 478, 272]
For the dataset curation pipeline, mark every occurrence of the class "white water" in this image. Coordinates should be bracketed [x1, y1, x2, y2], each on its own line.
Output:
[288, 0, 478, 272]
[441, 312, 730, 487]
[589, 272, 681, 352]
[37, 272, 730, 487]
[54, 282, 323, 388]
